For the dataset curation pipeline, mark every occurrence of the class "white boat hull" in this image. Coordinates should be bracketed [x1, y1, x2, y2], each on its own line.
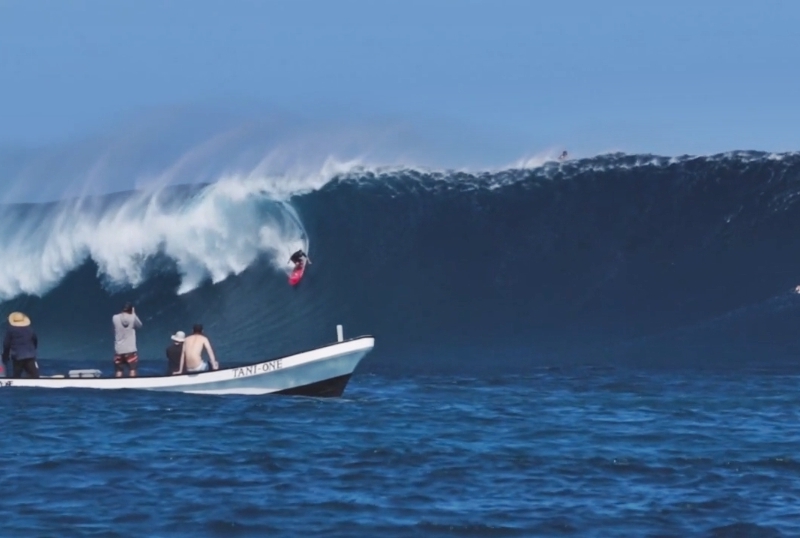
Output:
[0, 336, 375, 396]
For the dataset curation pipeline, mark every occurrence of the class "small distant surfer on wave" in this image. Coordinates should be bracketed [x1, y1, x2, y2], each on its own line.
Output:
[288, 249, 311, 286]
[559, 150, 568, 161]
[290, 249, 311, 270]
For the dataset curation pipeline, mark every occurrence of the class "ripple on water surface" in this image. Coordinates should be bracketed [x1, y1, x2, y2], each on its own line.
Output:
[0, 368, 799, 537]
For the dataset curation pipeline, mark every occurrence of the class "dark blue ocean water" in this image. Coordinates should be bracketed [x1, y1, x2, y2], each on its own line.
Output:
[1, 363, 798, 537]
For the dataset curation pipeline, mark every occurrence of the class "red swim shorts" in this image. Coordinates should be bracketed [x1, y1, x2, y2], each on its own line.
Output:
[113, 352, 139, 367]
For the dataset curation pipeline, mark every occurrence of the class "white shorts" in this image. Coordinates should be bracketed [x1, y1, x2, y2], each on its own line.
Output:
[186, 362, 208, 373]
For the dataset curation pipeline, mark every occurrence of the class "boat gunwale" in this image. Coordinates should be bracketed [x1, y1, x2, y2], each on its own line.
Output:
[23, 335, 375, 382]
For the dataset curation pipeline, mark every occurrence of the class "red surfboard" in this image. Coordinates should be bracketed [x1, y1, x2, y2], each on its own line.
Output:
[289, 263, 305, 286]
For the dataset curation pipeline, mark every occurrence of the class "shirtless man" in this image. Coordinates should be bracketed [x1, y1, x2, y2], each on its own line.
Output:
[175, 324, 219, 374]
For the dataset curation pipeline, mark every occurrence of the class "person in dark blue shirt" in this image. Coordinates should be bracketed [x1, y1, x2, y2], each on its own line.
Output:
[2, 312, 40, 378]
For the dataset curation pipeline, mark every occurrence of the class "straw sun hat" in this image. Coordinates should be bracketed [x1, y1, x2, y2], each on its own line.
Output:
[8, 312, 31, 327]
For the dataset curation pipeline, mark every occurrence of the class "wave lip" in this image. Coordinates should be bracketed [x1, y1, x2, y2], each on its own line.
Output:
[0, 177, 310, 300]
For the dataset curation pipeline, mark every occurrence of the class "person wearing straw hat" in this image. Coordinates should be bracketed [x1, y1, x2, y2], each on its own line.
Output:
[166, 330, 185, 375]
[2, 312, 40, 378]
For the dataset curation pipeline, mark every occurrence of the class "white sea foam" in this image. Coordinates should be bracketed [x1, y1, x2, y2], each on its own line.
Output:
[0, 155, 371, 301]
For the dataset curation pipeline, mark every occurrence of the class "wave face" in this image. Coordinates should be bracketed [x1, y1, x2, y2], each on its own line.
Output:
[4, 151, 800, 374]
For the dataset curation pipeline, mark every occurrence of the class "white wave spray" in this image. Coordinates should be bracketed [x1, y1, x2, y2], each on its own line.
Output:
[0, 107, 631, 303]
[0, 156, 371, 302]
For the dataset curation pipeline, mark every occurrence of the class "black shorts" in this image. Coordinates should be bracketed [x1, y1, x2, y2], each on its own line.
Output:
[13, 358, 39, 379]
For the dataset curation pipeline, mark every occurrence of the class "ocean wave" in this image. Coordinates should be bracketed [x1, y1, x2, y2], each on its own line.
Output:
[3, 150, 800, 371]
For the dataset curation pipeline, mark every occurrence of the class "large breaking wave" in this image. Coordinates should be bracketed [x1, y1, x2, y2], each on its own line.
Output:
[3, 150, 800, 374]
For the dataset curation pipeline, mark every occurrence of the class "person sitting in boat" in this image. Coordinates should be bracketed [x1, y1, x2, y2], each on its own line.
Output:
[166, 330, 185, 375]
[112, 302, 142, 378]
[176, 324, 219, 374]
[289, 249, 311, 270]
[2, 312, 40, 378]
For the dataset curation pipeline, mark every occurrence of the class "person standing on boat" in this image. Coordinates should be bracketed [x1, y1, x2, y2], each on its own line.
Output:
[2, 312, 40, 378]
[176, 324, 219, 374]
[112, 302, 142, 378]
[166, 330, 185, 375]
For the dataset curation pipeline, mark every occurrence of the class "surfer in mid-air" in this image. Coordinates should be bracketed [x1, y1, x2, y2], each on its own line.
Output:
[558, 150, 568, 161]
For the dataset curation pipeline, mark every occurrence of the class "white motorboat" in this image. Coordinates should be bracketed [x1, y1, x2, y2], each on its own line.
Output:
[0, 332, 375, 396]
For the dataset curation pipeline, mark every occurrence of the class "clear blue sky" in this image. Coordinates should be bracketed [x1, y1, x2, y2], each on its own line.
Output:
[1, 0, 799, 163]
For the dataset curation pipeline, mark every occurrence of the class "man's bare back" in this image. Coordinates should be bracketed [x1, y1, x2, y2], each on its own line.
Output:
[177, 331, 218, 373]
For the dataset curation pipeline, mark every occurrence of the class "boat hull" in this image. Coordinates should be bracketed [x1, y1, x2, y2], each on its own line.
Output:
[0, 336, 374, 396]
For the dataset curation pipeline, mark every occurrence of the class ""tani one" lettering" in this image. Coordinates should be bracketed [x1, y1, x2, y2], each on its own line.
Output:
[233, 359, 283, 378]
